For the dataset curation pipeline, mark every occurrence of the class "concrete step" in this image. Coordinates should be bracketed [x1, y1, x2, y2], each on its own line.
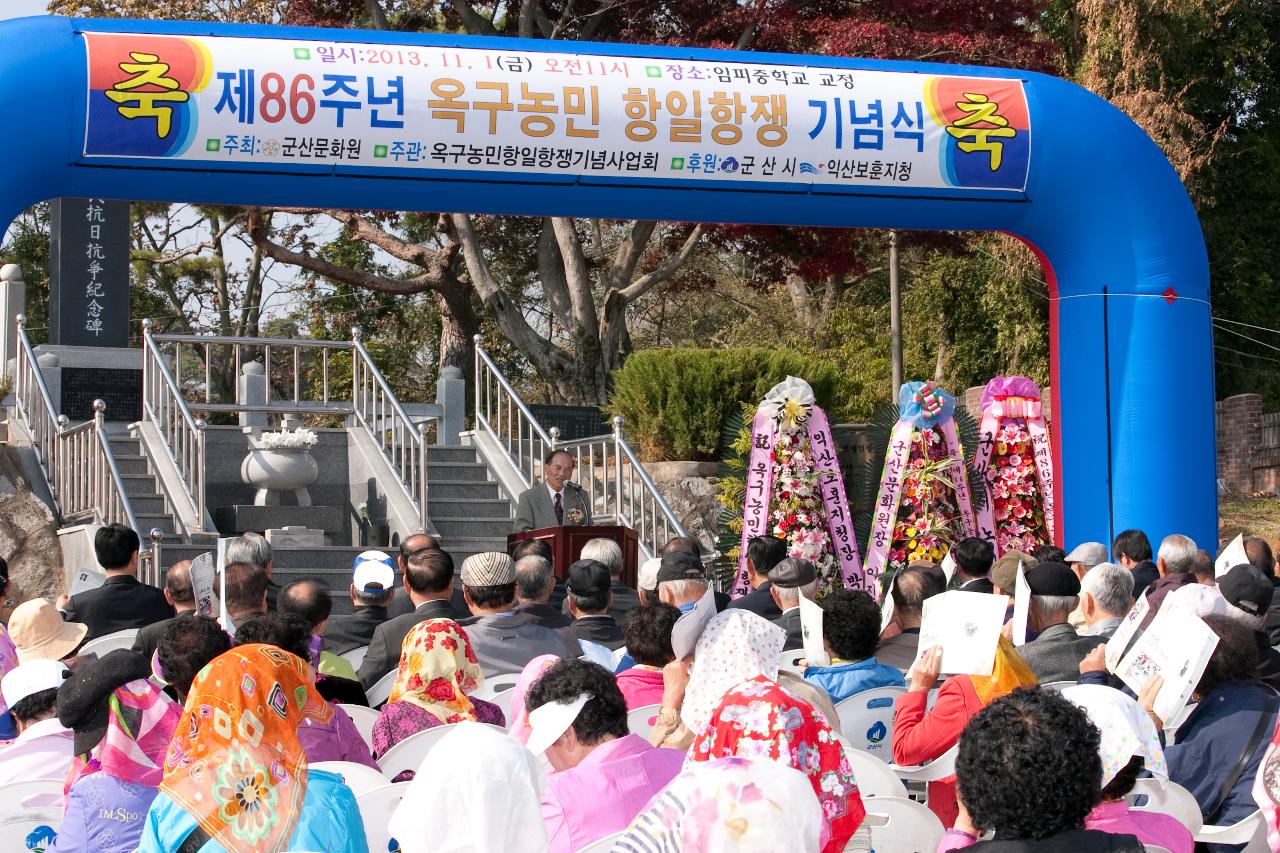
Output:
[428, 480, 502, 501]
[113, 456, 153, 478]
[128, 495, 167, 515]
[431, 517, 516, 539]
[428, 498, 511, 520]
[121, 475, 160, 498]
[425, 445, 482, 463]
[109, 437, 140, 455]
[136, 513, 176, 536]
[426, 462, 491, 482]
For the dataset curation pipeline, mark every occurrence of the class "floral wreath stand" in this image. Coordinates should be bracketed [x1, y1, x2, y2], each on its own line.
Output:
[732, 376, 865, 599]
[864, 381, 980, 593]
[974, 376, 1055, 555]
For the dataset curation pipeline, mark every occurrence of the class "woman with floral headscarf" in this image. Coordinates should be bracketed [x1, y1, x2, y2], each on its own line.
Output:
[139, 644, 369, 853]
[371, 618, 504, 779]
[51, 649, 180, 853]
[688, 675, 867, 853]
[892, 637, 1038, 828]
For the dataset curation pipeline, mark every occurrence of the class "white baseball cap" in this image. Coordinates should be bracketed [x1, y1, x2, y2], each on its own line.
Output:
[2, 659, 69, 709]
[353, 550, 396, 594]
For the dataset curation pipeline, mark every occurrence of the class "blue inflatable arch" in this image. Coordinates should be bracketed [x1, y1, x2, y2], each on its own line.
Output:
[0, 16, 1216, 550]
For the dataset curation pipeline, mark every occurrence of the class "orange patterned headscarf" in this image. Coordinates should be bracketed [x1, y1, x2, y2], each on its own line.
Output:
[388, 618, 484, 723]
[971, 636, 1038, 706]
[160, 644, 332, 853]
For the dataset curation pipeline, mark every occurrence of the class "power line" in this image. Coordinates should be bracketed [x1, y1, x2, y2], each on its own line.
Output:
[1212, 322, 1280, 353]
[1213, 345, 1280, 366]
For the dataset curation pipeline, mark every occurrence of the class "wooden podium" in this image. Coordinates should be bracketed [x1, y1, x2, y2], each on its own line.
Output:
[507, 524, 640, 588]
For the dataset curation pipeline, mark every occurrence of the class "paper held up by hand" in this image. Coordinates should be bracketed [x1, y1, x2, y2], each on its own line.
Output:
[1113, 598, 1219, 724]
[189, 551, 217, 618]
[799, 590, 830, 668]
[918, 591, 1009, 676]
[1011, 560, 1031, 647]
[1105, 590, 1151, 672]
[941, 552, 958, 586]
[1216, 534, 1248, 578]
[670, 585, 717, 660]
[68, 568, 106, 598]
[578, 639, 617, 671]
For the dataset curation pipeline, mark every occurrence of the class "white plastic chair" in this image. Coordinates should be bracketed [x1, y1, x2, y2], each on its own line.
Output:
[1041, 680, 1076, 691]
[1125, 778, 1203, 835]
[365, 669, 398, 708]
[376, 723, 507, 781]
[1195, 809, 1269, 852]
[891, 742, 959, 784]
[356, 782, 408, 853]
[578, 831, 623, 852]
[859, 795, 945, 853]
[1165, 702, 1198, 744]
[339, 645, 369, 671]
[78, 628, 140, 658]
[471, 671, 522, 701]
[310, 760, 390, 796]
[779, 650, 808, 675]
[840, 739, 908, 799]
[337, 703, 380, 751]
[0, 779, 65, 850]
[834, 686, 906, 759]
[628, 704, 661, 740]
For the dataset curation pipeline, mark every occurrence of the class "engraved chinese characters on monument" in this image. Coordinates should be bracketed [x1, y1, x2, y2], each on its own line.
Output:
[49, 197, 130, 348]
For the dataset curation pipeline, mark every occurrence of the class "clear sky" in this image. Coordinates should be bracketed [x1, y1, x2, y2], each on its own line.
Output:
[0, 1, 49, 20]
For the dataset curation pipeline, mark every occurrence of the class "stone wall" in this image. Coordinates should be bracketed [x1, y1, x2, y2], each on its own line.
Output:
[1216, 393, 1280, 494]
[0, 446, 63, 613]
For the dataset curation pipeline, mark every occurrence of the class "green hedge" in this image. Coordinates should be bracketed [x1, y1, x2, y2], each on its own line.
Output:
[608, 348, 862, 462]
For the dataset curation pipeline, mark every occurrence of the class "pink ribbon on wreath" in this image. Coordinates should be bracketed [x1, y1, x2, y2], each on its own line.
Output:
[733, 411, 777, 598]
[862, 420, 916, 598]
[974, 378, 1056, 554]
[939, 418, 979, 540]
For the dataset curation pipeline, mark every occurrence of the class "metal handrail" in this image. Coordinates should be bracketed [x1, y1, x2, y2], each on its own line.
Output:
[12, 315, 62, 508]
[142, 320, 208, 529]
[472, 334, 688, 558]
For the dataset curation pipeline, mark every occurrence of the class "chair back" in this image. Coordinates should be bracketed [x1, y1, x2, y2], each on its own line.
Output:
[471, 671, 521, 701]
[840, 740, 908, 799]
[1040, 680, 1076, 691]
[311, 760, 391, 795]
[779, 650, 808, 675]
[376, 723, 507, 781]
[365, 668, 398, 708]
[1126, 778, 1203, 835]
[891, 742, 959, 783]
[834, 686, 906, 758]
[339, 645, 369, 671]
[337, 703, 381, 751]
[0, 779, 65, 851]
[78, 628, 140, 658]
[1194, 808, 1269, 851]
[356, 782, 408, 853]
[858, 795, 945, 853]
[627, 704, 662, 740]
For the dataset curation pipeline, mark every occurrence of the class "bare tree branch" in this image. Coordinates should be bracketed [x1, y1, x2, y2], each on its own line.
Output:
[449, 0, 499, 35]
[606, 221, 657, 293]
[617, 223, 707, 302]
[549, 217, 599, 331]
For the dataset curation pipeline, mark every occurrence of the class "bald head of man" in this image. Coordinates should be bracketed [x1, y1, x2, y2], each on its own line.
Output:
[164, 560, 196, 613]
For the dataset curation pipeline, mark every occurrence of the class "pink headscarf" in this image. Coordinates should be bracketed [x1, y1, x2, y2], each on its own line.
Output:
[507, 654, 559, 744]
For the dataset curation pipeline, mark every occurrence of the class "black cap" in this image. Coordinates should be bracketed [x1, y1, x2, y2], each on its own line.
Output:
[1025, 561, 1081, 596]
[768, 557, 818, 589]
[566, 559, 611, 597]
[56, 649, 152, 756]
[656, 550, 705, 584]
[1219, 563, 1275, 618]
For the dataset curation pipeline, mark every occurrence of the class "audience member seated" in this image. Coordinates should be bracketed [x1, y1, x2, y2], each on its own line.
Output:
[892, 637, 1037, 827]
[1146, 534, 1200, 611]
[687, 674, 868, 853]
[767, 557, 818, 650]
[0, 561, 18, 740]
[1016, 561, 1106, 683]
[387, 721, 547, 853]
[656, 550, 713, 614]
[727, 534, 788, 619]
[578, 537, 641, 623]
[943, 687, 1143, 852]
[661, 538, 730, 610]
[224, 531, 279, 611]
[513, 554, 572, 630]
[219, 560, 268, 635]
[803, 589, 904, 702]
[525, 659, 685, 852]
[0, 659, 72, 783]
[558, 559, 624, 650]
[10, 597, 86, 664]
[132, 560, 196, 662]
[1033, 544, 1068, 564]
[140, 644, 369, 853]
[617, 757, 825, 852]
[359, 547, 459, 688]
[371, 618, 504, 778]
[513, 537, 565, 611]
[457, 552, 568, 675]
[1150, 614, 1280, 841]
[1193, 548, 1217, 585]
[1061, 684, 1194, 853]
[614, 602, 680, 709]
[507, 654, 560, 744]
[1078, 562, 1134, 638]
[877, 566, 946, 670]
[154, 614, 230, 702]
[1217, 562, 1280, 691]
[59, 524, 174, 641]
[278, 579, 361, 684]
[324, 552, 398, 655]
[637, 556, 662, 606]
[1113, 528, 1158, 598]
[52, 650, 180, 853]
[953, 537, 997, 593]
[1244, 536, 1280, 645]
[386, 535, 437, 619]
[1064, 542, 1107, 631]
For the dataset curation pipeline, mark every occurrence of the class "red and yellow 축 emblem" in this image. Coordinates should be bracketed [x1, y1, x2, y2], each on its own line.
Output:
[926, 76, 1030, 191]
[84, 33, 212, 158]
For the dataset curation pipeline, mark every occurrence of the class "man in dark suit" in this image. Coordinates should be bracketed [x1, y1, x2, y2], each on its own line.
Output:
[952, 536, 996, 594]
[559, 560, 624, 651]
[514, 554, 572, 629]
[324, 553, 398, 655]
[562, 537, 641, 624]
[513, 449, 592, 531]
[385, 534, 437, 619]
[358, 548, 462, 688]
[728, 535, 788, 619]
[60, 524, 174, 641]
[132, 559, 197, 661]
[1113, 528, 1159, 598]
[1017, 562, 1107, 683]
[768, 557, 818, 651]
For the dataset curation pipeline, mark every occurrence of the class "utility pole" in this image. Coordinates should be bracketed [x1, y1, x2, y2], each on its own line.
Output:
[889, 229, 903, 395]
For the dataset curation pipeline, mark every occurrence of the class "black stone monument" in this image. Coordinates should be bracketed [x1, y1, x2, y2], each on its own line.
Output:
[48, 197, 130, 348]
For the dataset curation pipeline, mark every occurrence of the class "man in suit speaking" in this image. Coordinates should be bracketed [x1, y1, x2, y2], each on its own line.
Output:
[514, 449, 593, 531]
